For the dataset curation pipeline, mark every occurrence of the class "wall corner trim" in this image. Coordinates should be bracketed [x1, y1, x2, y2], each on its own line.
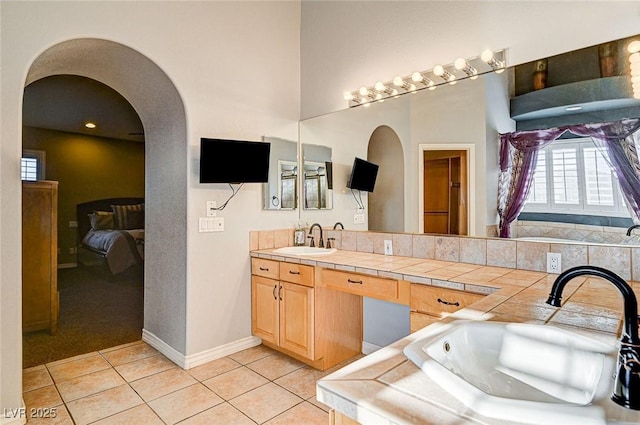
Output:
[142, 329, 262, 370]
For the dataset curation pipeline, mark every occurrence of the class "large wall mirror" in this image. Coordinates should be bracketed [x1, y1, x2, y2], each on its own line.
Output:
[302, 143, 332, 210]
[262, 136, 298, 210]
[298, 33, 640, 246]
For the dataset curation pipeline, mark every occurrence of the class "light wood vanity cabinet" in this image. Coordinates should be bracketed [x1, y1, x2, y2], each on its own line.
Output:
[410, 284, 484, 332]
[251, 258, 361, 370]
[251, 259, 315, 359]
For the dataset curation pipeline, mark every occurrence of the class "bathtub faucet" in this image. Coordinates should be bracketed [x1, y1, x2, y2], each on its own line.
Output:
[627, 224, 640, 236]
[546, 265, 640, 410]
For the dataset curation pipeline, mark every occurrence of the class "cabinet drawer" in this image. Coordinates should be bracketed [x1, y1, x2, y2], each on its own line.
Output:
[322, 269, 397, 299]
[252, 258, 279, 280]
[410, 284, 483, 316]
[280, 262, 314, 287]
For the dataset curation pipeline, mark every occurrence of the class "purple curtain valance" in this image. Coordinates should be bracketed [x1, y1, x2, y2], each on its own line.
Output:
[497, 117, 640, 238]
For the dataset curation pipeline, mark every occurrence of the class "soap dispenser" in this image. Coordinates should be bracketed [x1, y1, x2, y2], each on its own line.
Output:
[293, 223, 305, 246]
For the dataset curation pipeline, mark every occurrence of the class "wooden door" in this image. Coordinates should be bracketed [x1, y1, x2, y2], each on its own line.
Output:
[251, 275, 279, 345]
[423, 158, 450, 233]
[279, 282, 315, 359]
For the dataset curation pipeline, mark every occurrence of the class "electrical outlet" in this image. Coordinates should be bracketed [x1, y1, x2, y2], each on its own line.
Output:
[206, 201, 217, 217]
[69, 247, 77, 254]
[384, 239, 393, 255]
[353, 213, 365, 224]
[547, 253, 562, 273]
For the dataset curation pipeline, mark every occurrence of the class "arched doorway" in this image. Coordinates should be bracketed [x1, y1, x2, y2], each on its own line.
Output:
[367, 125, 405, 232]
[23, 38, 189, 358]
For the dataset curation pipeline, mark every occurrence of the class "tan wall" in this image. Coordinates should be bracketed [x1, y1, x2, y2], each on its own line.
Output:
[22, 127, 145, 265]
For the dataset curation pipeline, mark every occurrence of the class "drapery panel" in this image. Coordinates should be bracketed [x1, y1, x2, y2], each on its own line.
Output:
[497, 118, 640, 238]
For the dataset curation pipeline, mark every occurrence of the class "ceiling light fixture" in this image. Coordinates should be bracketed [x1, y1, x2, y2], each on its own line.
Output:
[343, 49, 506, 107]
[85, 122, 96, 129]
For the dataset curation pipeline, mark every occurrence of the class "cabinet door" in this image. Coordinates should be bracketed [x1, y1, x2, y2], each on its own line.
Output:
[279, 282, 315, 359]
[252, 276, 279, 345]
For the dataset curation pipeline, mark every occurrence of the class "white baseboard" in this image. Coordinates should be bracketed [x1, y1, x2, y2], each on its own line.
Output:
[142, 329, 187, 368]
[2, 399, 27, 425]
[184, 336, 261, 369]
[142, 329, 261, 370]
[58, 263, 77, 269]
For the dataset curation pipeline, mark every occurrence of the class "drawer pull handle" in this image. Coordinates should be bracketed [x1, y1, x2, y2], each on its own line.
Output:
[437, 298, 460, 307]
[259, 267, 269, 271]
[289, 271, 301, 275]
[347, 279, 363, 285]
[273, 284, 278, 300]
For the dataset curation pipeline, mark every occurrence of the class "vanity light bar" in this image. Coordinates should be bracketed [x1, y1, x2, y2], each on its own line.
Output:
[628, 40, 640, 99]
[343, 49, 506, 107]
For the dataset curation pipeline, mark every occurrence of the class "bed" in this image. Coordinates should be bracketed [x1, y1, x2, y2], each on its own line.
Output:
[76, 198, 144, 275]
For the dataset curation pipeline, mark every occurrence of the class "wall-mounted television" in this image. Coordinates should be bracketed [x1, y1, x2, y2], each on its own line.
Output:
[199, 138, 271, 183]
[346, 157, 379, 192]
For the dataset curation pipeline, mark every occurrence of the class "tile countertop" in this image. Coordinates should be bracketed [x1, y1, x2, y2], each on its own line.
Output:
[250, 248, 640, 425]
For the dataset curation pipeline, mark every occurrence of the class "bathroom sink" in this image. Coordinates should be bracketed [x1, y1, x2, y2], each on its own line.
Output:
[404, 320, 617, 425]
[273, 246, 337, 256]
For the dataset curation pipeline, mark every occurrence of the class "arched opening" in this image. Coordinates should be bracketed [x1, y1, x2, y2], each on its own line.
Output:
[362, 125, 409, 354]
[367, 125, 405, 232]
[22, 39, 189, 360]
[21, 74, 146, 366]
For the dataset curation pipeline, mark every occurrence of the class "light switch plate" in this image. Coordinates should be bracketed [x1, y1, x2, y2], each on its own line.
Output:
[354, 213, 365, 224]
[384, 240, 393, 255]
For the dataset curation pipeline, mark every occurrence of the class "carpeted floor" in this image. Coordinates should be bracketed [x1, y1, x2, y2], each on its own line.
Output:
[22, 266, 143, 368]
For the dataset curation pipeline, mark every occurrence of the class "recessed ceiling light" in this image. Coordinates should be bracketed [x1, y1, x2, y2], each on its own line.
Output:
[85, 122, 96, 129]
[565, 105, 583, 112]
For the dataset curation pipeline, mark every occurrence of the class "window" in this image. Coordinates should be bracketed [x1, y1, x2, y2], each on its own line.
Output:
[524, 138, 628, 217]
[21, 150, 45, 181]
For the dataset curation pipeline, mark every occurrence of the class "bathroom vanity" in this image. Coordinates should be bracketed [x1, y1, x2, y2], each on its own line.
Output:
[250, 245, 640, 425]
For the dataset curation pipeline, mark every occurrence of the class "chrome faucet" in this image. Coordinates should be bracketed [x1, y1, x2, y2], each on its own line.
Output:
[308, 223, 324, 248]
[627, 224, 640, 236]
[546, 265, 640, 410]
[333, 222, 344, 230]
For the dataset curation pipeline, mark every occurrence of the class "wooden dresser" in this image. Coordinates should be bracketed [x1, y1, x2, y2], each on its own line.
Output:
[22, 180, 59, 334]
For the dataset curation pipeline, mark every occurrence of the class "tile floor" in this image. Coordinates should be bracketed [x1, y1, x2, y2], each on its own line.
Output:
[22, 341, 357, 424]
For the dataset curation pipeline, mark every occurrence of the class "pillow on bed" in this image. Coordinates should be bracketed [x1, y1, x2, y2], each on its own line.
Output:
[111, 203, 145, 230]
[89, 211, 115, 230]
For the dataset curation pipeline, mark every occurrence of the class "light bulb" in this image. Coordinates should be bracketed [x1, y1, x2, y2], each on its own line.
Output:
[630, 62, 640, 75]
[375, 93, 383, 100]
[85, 122, 96, 129]
[630, 52, 640, 65]
[411, 72, 423, 83]
[359, 86, 369, 96]
[428, 85, 436, 91]
[343, 91, 354, 101]
[628, 40, 640, 54]
[409, 84, 416, 92]
[433, 65, 444, 76]
[393, 76, 405, 87]
[481, 49, 494, 63]
[391, 89, 398, 96]
[454, 58, 467, 70]
[631, 75, 640, 83]
[448, 74, 456, 82]
[495, 68, 505, 74]
[374, 81, 386, 92]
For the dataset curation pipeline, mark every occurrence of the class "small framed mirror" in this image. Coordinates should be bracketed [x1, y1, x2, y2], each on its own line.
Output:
[262, 137, 298, 210]
[302, 143, 333, 210]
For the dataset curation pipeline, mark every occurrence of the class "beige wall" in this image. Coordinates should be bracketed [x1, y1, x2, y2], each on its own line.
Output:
[22, 127, 145, 265]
